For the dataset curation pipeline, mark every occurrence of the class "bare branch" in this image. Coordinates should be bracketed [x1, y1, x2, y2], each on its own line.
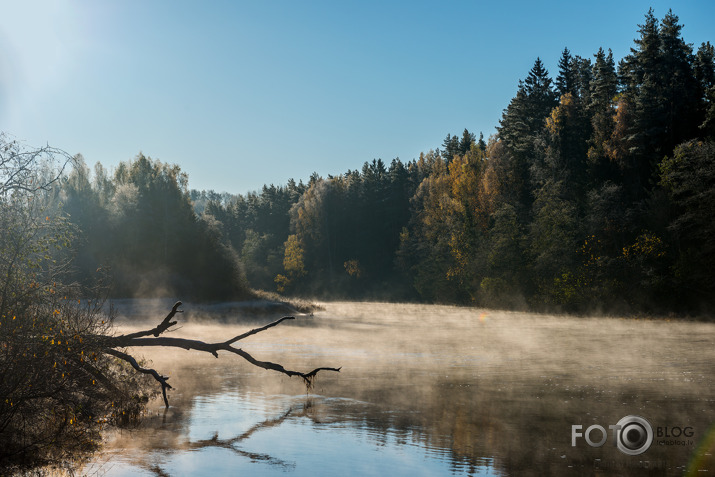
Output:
[105, 348, 173, 408]
[117, 301, 183, 340]
[224, 316, 295, 345]
[104, 303, 340, 408]
[0, 135, 75, 197]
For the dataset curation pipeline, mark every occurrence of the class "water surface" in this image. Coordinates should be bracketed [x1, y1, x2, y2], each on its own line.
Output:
[84, 301, 715, 476]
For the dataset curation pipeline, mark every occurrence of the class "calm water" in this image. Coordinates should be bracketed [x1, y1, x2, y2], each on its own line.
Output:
[82, 301, 715, 476]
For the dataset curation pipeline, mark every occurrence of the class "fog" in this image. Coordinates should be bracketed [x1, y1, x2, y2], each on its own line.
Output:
[84, 301, 715, 476]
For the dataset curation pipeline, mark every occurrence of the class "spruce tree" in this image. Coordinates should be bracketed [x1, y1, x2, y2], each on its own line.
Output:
[587, 48, 619, 183]
[695, 42, 715, 137]
[441, 133, 460, 161]
[556, 47, 577, 97]
[459, 128, 476, 156]
[523, 58, 559, 125]
[497, 58, 558, 212]
[477, 132, 487, 152]
[590, 48, 618, 110]
[659, 9, 701, 151]
[615, 9, 701, 197]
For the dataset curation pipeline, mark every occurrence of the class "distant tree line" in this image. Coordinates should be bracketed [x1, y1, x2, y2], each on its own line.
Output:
[56, 9, 714, 313]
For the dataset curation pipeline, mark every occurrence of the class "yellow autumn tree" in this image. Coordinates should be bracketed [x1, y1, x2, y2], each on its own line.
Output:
[275, 234, 306, 293]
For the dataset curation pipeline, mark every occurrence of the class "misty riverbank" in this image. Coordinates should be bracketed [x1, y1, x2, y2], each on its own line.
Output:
[106, 295, 714, 327]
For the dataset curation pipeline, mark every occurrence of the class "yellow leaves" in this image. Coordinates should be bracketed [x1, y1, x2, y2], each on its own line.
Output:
[343, 259, 362, 278]
[622, 232, 666, 260]
[274, 274, 290, 294]
[580, 234, 602, 266]
[282, 234, 306, 276]
[546, 92, 576, 136]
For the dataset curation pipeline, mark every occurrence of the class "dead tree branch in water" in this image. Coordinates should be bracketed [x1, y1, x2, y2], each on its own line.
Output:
[104, 301, 341, 407]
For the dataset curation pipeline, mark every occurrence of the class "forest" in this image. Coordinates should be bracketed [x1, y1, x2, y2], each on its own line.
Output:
[189, 10, 713, 313]
[13, 8, 715, 314]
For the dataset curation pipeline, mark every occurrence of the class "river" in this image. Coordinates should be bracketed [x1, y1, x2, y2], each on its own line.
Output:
[81, 301, 715, 476]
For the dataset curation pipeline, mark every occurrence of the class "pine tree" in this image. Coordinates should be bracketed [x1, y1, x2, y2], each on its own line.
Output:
[497, 58, 558, 212]
[556, 47, 577, 97]
[587, 47, 619, 183]
[572, 55, 593, 101]
[540, 92, 590, 200]
[523, 58, 559, 124]
[620, 8, 661, 92]
[659, 9, 701, 150]
[615, 9, 701, 197]
[615, 9, 669, 196]
[441, 133, 460, 161]
[590, 48, 618, 110]
[477, 132, 487, 152]
[695, 42, 715, 137]
[459, 128, 476, 156]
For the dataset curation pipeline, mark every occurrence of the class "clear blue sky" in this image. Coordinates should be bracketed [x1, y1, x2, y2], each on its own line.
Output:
[2, 1, 714, 194]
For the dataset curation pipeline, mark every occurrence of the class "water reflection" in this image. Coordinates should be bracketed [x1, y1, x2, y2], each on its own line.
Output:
[84, 301, 715, 476]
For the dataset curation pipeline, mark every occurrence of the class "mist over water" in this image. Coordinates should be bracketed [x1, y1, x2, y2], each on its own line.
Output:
[84, 301, 715, 476]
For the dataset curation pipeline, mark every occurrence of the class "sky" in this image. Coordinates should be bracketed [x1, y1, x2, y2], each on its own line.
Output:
[1, 1, 714, 194]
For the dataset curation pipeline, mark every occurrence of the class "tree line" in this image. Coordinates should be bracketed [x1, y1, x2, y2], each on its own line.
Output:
[41, 8, 715, 313]
[195, 9, 713, 313]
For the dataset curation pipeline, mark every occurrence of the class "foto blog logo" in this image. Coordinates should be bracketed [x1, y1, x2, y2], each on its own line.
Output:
[572, 415, 654, 456]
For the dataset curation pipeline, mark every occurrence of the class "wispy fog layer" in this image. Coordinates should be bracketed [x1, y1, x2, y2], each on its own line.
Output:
[89, 301, 715, 476]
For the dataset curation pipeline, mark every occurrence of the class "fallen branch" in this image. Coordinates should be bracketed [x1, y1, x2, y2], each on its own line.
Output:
[105, 303, 341, 407]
